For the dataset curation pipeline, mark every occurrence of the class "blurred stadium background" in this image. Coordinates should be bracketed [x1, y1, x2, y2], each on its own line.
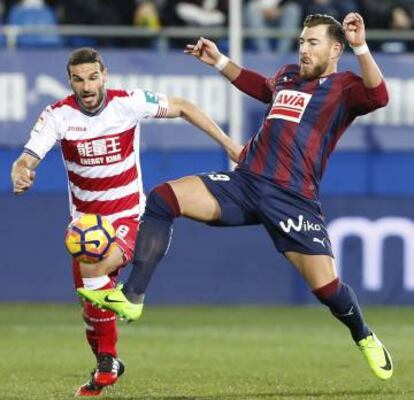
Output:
[1, 1, 414, 398]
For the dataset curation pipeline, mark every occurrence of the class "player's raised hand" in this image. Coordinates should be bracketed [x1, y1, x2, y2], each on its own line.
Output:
[184, 37, 221, 66]
[343, 12, 366, 48]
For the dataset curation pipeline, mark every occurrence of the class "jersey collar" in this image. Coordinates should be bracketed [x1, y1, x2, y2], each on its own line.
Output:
[75, 90, 108, 117]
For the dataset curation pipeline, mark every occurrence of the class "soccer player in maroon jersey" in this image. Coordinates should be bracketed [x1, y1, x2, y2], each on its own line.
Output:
[78, 13, 393, 380]
[11, 48, 241, 396]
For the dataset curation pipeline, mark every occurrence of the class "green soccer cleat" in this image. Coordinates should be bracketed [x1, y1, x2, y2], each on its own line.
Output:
[77, 284, 144, 322]
[357, 333, 393, 380]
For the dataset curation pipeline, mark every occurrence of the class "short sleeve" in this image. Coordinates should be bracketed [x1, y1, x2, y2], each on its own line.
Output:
[24, 106, 59, 159]
[129, 89, 169, 120]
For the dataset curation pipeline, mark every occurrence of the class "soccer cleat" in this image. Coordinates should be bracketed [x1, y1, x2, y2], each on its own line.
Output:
[75, 355, 125, 397]
[77, 284, 143, 321]
[75, 378, 103, 397]
[94, 353, 125, 387]
[357, 333, 393, 380]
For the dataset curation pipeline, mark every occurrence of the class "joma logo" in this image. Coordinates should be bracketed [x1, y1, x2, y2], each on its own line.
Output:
[67, 126, 87, 132]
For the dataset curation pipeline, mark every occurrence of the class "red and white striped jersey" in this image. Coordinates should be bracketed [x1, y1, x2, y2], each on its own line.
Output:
[24, 89, 169, 222]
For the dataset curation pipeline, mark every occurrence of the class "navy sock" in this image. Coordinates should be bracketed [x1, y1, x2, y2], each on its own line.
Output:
[123, 183, 180, 303]
[313, 278, 371, 342]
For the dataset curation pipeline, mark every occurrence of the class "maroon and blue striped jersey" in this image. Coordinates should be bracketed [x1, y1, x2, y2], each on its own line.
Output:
[234, 64, 388, 199]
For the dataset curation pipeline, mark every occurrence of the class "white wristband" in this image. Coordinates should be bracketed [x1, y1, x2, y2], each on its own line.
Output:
[352, 43, 369, 56]
[214, 54, 229, 71]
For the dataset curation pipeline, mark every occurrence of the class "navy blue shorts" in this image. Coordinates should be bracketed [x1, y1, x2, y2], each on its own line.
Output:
[198, 169, 333, 256]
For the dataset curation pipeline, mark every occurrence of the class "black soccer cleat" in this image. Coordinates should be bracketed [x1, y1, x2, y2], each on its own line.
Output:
[94, 353, 125, 387]
[75, 354, 125, 397]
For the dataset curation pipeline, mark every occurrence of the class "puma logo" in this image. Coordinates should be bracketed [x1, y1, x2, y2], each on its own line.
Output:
[335, 306, 355, 318]
[312, 237, 327, 247]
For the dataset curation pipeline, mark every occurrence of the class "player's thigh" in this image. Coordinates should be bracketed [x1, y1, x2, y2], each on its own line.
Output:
[168, 175, 221, 221]
[112, 217, 138, 265]
[285, 252, 338, 290]
[258, 186, 336, 289]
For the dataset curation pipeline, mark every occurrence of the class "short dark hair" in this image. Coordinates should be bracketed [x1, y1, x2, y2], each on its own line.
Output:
[303, 14, 346, 49]
[66, 47, 105, 76]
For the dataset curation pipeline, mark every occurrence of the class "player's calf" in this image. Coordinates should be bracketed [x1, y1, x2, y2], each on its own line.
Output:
[313, 278, 393, 379]
[122, 183, 181, 302]
[313, 277, 371, 342]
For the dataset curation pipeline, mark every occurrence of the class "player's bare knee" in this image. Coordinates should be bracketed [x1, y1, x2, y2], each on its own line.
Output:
[285, 252, 337, 290]
[79, 261, 103, 278]
[79, 247, 123, 278]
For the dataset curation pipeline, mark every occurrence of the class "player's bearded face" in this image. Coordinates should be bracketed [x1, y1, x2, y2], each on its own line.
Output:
[69, 63, 107, 112]
[300, 56, 330, 80]
[298, 25, 335, 80]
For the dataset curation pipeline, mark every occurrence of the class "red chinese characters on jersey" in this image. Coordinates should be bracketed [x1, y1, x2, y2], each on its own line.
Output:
[61, 128, 134, 166]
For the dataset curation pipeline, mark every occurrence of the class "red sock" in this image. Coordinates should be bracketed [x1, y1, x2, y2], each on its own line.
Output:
[84, 303, 118, 357]
[83, 313, 99, 356]
[83, 280, 118, 357]
[73, 260, 118, 358]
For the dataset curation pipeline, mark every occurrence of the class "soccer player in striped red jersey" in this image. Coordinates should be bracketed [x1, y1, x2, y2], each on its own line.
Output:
[11, 48, 241, 396]
[77, 14, 394, 381]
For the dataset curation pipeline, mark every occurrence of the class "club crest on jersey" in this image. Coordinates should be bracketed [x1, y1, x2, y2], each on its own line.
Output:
[268, 90, 312, 123]
[144, 90, 159, 105]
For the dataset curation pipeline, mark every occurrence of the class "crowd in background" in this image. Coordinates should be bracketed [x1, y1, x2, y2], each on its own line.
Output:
[1, 0, 414, 52]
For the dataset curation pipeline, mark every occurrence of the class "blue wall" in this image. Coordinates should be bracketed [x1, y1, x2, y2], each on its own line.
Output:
[3, 149, 414, 305]
[2, 192, 414, 304]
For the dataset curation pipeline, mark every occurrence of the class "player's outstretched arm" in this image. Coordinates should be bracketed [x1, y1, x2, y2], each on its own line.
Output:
[184, 36, 242, 82]
[11, 153, 39, 195]
[167, 97, 243, 162]
[343, 12, 384, 88]
[185, 37, 273, 104]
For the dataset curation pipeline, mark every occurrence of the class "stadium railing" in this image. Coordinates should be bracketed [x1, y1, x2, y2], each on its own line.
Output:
[1, 25, 414, 49]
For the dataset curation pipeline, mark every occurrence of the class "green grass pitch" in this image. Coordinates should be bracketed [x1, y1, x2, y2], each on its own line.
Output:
[0, 305, 413, 400]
